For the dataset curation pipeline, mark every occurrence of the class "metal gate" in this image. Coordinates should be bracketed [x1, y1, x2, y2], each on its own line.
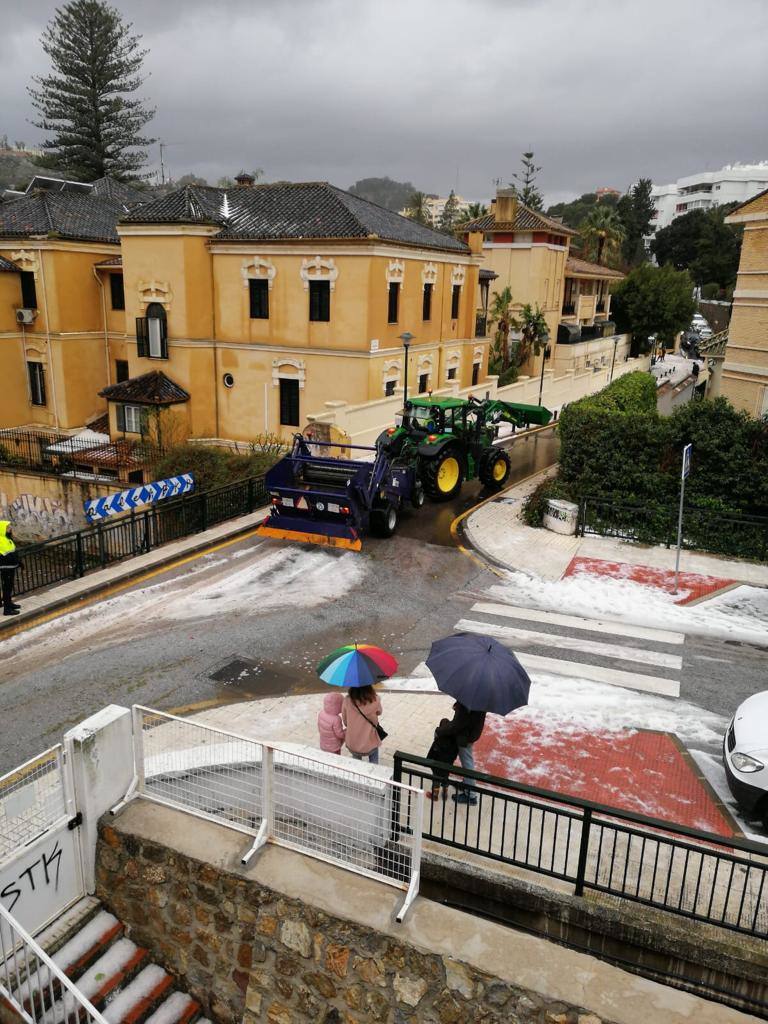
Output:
[0, 745, 85, 936]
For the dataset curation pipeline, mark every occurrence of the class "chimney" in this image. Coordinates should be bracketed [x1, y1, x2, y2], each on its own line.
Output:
[234, 171, 255, 188]
[494, 187, 518, 224]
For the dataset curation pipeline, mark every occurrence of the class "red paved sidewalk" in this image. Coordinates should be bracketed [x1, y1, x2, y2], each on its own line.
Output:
[563, 555, 735, 605]
[474, 714, 734, 837]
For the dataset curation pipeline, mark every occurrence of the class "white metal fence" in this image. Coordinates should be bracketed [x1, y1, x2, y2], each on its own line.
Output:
[0, 902, 108, 1024]
[125, 706, 423, 921]
[0, 749, 67, 863]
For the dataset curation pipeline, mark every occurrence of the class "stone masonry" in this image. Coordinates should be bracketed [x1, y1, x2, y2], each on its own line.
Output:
[95, 820, 615, 1024]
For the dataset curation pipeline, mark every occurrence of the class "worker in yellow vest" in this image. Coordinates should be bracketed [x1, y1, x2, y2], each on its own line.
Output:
[0, 521, 21, 616]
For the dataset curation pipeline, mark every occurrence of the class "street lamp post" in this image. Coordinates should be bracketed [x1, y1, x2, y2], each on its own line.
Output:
[537, 339, 551, 407]
[399, 331, 414, 409]
[609, 335, 619, 382]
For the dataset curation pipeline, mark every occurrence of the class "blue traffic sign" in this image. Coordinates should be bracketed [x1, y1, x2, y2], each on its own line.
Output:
[682, 443, 692, 480]
[84, 473, 195, 523]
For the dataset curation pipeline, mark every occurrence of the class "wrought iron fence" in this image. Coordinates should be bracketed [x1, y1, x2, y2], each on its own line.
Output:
[14, 474, 267, 599]
[578, 497, 768, 562]
[0, 428, 163, 480]
[125, 707, 423, 921]
[393, 752, 768, 940]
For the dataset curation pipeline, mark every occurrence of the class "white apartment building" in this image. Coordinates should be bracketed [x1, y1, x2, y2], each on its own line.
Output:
[650, 162, 768, 233]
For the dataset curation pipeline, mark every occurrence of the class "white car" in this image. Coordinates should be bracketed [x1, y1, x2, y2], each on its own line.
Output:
[723, 691, 768, 829]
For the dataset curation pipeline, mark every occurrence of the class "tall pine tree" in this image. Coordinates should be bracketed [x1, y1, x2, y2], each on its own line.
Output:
[617, 178, 656, 265]
[509, 151, 544, 211]
[29, 0, 155, 181]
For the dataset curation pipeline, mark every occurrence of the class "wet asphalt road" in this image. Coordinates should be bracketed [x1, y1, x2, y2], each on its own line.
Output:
[0, 430, 559, 772]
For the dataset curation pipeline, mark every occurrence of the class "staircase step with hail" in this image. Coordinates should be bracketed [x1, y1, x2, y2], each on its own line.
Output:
[144, 992, 202, 1024]
[47, 938, 148, 1022]
[16, 911, 123, 1014]
[38, 898, 102, 958]
[102, 964, 173, 1024]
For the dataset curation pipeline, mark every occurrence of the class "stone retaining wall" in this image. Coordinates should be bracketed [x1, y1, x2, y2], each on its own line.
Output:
[95, 821, 611, 1024]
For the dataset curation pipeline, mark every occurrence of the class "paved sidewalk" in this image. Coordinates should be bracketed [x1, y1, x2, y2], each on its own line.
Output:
[0, 506, 269, 639]
[463, 470, 768, 589]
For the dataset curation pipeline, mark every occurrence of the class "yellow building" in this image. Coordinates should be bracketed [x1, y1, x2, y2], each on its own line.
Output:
[460, 189, 622, 375]
[0, 178, 144, 431]
[721, 188, 768, 416]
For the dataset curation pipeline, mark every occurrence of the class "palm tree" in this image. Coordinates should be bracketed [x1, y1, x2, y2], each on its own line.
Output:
[517, 304, 549, 367]
[466, 202, 488, 219]
[488, 287, 519, 371]
[578, 205, 625, 265]
[405, 191, 432, 226]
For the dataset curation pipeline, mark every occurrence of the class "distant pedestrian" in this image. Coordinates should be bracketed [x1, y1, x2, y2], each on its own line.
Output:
[431, 702, 486, 804]
[317, 692, 345, 755]
[0, 521, 21, 617]
[342, 685, 384, 764]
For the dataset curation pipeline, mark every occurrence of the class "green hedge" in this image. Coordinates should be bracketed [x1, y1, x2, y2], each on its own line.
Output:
[556, 373, 768, 520]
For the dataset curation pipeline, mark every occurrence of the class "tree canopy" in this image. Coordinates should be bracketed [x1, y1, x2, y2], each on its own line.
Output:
[616, 178, 655, 265]
[403, 191, 432, 225]
[651, 205, 742, 294]
[546, 191, 619, 230]
[578, 204, 625, 266]
[509, 151, 544, 211]
[29, 0, 155, 180]
[438, 189, 461, 233]
[348, 176, 419, 212]
[611, 263, 696, 350]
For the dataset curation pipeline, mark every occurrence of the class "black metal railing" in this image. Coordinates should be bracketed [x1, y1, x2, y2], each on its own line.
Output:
[393, 752, 768, 940]
[0, 428, 163, 480]
[14, 474, 268, 598]
[577, 497, 768, 562]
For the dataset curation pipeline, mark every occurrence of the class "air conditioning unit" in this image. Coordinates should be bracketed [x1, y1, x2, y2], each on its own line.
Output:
[16, 308, 36, 324]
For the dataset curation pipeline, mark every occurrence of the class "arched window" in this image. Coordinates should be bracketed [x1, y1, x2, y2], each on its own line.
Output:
[137, 302, 168, 359]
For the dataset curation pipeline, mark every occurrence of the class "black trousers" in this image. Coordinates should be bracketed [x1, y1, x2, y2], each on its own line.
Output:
[1, 567, 17, 609]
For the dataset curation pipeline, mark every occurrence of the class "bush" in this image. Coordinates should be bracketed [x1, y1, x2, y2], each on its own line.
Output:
[521, 477, 574, 527]
[155, 437, 283, 493]
[497, 365, 518, 387]
[701, 282, 720, 300]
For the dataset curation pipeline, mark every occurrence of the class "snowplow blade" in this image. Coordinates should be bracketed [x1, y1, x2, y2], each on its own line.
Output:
[256, 517, 362, 552]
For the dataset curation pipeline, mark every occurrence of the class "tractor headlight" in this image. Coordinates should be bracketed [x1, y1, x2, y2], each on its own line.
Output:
[731, 752, 764, 773]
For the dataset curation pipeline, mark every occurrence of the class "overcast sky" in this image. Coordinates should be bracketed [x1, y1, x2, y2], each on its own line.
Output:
[2, 0, 767, 204]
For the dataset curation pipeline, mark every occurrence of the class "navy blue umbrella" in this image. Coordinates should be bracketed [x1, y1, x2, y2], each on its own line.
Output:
[425, 633, 531, 714]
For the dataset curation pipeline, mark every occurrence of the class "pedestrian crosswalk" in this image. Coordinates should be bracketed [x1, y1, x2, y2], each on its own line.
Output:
[454, 601, 685, 697]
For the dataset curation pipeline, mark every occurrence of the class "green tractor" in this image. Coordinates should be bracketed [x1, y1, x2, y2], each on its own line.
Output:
[377, 395, 552, 502]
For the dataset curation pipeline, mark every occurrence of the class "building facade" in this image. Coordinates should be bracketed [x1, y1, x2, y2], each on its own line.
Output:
[650, 162, 768, 234]
[1, 178, 486, 443]
[719, 188, 768, 416]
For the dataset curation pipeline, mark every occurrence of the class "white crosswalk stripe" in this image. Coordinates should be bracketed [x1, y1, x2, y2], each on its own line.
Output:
[454, 602, 685, 697]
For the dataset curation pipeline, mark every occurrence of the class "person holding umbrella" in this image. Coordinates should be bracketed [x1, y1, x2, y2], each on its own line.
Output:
[425, 632, 531, 804]
[316, 643, 397, 764]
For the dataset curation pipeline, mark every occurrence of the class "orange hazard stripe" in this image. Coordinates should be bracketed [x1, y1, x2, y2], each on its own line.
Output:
[255, 525, 362, 552]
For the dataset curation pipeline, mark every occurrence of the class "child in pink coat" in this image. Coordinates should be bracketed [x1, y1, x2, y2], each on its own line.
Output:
[317, 692, 346, 754]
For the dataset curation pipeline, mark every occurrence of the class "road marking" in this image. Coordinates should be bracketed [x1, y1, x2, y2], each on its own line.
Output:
[456, 618, 682, 670]
[471, 601, 685, 645]
[515, 653, 680, 697]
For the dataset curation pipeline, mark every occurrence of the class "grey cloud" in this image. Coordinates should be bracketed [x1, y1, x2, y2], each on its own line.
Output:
[1, 0, 766, 201]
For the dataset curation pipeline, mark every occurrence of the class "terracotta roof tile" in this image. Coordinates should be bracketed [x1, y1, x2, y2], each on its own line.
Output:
[461, 204, 577, 236]
[566, 256, 625, 279]
[99, 370, 190, 405]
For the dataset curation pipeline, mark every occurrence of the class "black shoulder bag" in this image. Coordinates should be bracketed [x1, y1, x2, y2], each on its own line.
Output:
[353, 700, 388, 741]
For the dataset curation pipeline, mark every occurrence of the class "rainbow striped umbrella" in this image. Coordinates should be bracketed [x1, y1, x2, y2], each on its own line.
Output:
[317, 643, 398, 688]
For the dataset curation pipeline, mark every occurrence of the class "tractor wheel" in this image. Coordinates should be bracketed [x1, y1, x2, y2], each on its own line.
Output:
[421, 447, 464, 501]
[479, 448, 511, 491]
[371, 502, 398, 538]
[411, 480, 425, 509]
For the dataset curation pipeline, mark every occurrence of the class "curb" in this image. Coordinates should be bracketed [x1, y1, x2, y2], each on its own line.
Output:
[0, 510, 269, 641]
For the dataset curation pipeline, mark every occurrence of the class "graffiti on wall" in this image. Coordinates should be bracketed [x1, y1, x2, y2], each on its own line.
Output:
[0, 491, 80, 540]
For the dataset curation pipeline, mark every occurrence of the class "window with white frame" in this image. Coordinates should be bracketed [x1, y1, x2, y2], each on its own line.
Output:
[116, 403, 146, 433]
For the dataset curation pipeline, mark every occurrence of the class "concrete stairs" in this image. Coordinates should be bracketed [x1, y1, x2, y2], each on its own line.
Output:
[15, 898, 210, 1024]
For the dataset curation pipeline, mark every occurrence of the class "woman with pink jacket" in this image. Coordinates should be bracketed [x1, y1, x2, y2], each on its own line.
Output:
[317, 692, 346, 755]
[342, 685, 383, 763]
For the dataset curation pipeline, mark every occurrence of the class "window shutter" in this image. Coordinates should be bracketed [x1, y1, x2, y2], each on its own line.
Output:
[136, 317, 149, 357]
[38, 364, 46, 407]
[140, 407, 150, 435]
[159, 315, 168, 359]
[116, 404, 126, 431]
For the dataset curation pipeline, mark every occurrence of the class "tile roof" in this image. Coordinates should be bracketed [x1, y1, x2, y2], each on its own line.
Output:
[0, 189, 132, 244]
[95, 256, 123, 267]
[87, 412, 110, 433]
[100, 370, 190, 405]
[565, 255, 625, 279]
[0, 255, 19, 272]
[121, 181, 469, 253]
[90, 177, 148, 206]
[461, 205, 577, 236]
